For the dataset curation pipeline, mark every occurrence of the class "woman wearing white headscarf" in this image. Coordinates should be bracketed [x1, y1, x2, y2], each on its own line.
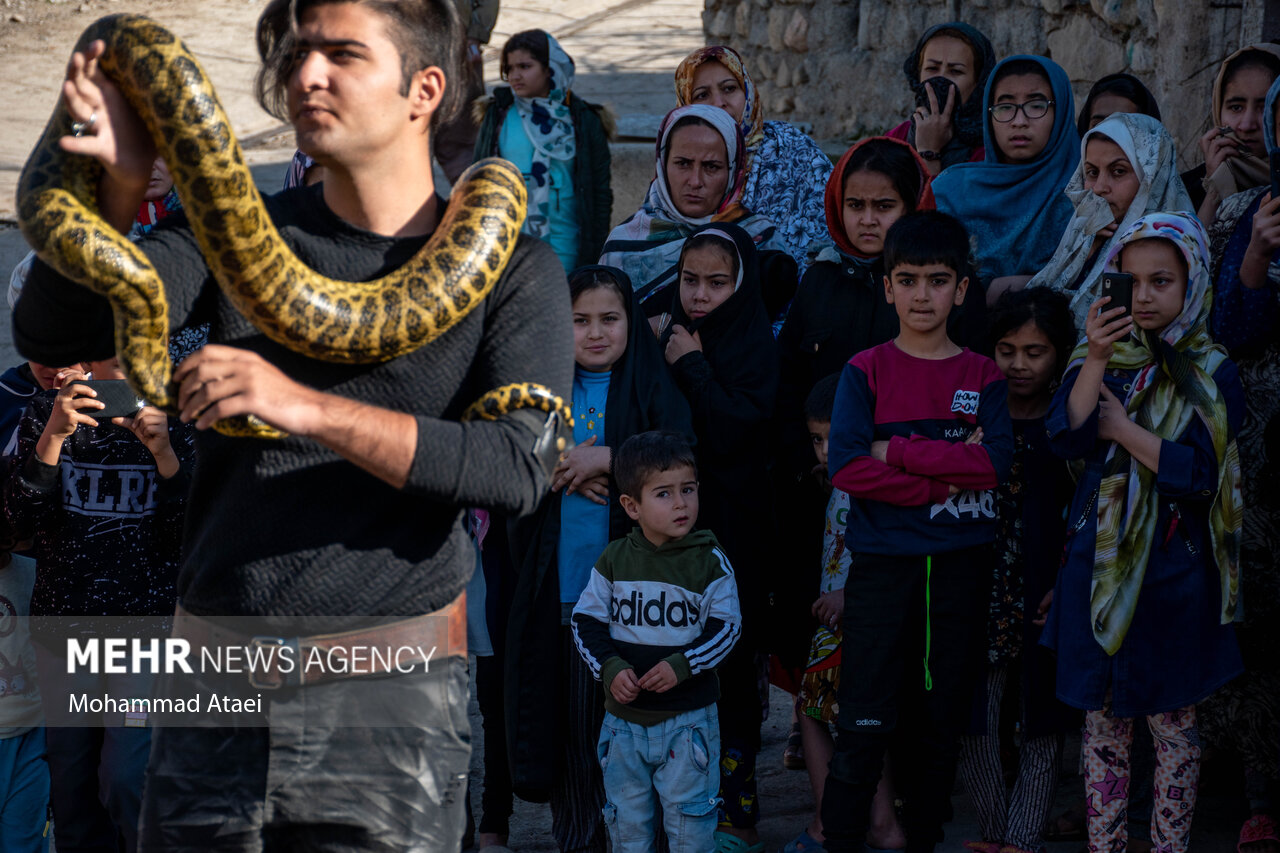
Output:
[1026, 113, 1194, 331]
[599, 103, 786, 314]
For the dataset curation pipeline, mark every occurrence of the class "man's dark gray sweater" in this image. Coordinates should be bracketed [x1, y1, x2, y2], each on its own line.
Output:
[13, 183, 572, 629]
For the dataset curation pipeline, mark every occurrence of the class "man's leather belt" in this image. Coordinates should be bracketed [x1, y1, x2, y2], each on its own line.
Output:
[172, 592, 466, 690]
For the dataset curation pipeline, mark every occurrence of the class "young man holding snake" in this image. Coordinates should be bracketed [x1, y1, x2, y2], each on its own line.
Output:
[13, 0, 571, 849]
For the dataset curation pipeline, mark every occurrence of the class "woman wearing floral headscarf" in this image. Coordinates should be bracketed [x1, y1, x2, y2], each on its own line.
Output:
[1027, 113, 1194, 331]
[473, 29, 613, 271]
[673, 46, 831, 274]
[599, 103, 786, 314]
[1044, 213, 1244, 853]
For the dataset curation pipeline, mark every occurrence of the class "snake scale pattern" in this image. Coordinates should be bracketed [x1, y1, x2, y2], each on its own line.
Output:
[17, 13, 572, 443]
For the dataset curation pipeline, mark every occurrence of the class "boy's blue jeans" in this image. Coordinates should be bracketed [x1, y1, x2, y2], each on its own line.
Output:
[597, 704, 721, 853]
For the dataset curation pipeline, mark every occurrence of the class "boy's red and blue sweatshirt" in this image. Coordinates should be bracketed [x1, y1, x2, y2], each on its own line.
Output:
[828, 341, 1013, 555]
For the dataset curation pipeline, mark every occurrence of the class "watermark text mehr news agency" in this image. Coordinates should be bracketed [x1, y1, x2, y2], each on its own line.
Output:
[63, 637, 438, 677]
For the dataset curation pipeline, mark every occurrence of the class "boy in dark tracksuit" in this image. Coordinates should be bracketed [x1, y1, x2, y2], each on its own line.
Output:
[821, 212, 1013, 853]
[572, 432, 741, 853]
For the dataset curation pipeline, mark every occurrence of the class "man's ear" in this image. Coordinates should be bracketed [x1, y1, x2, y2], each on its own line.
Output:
[409, 65, 447, 125]
[954, 275, 970, 306]
[619, 493, 641, 522]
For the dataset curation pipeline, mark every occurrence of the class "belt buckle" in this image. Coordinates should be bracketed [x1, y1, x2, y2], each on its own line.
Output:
[247, 636, 288, 690]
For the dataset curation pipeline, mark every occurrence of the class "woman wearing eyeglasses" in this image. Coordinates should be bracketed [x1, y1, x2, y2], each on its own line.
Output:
[932, 56, 1081, 302]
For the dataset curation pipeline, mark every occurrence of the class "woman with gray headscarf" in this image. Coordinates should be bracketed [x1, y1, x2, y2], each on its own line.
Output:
[1025, 112, 1193, 331]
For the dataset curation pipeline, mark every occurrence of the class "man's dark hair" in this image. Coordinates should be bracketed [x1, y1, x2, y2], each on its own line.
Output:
[882, 211, 971, 277]
[986, 287, 1077, 377]
[841, 138, 923, 214]
[990, 58, 1052, 95]
[803, 374, 841, 424]
[255, 0, 463, 131]
[615, 431, 697, 500]
[500, 30, 550, 79]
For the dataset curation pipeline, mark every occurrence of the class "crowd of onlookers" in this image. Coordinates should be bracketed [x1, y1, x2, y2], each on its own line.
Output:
[455, 22, 1280, 853]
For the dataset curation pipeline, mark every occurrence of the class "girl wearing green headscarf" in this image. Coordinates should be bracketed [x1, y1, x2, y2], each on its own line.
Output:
[1042, 212, 1244, 853]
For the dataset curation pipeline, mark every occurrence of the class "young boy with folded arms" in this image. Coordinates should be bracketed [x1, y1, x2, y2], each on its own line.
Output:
[820, 211, 1013, 853]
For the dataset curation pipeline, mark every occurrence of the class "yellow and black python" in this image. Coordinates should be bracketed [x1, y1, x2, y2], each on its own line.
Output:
[17, 14, 571, 443]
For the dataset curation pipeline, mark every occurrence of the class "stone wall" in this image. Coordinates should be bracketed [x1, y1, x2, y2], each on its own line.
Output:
[702, 0, 1272, 170]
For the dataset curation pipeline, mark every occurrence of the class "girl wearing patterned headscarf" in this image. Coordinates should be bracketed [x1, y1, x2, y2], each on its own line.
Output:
[1044, 213, 1244, 853]
[599, 104, 787, 313]
[473, 29, 613, 272]
[1028, 113, 1194, 331]
[673, 46, 831, 275]
[886, 21, 997, 174]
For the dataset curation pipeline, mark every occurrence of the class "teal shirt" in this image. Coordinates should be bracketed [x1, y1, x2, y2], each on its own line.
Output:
[558, 368, 611, 607]
[499, 107, 579, 272]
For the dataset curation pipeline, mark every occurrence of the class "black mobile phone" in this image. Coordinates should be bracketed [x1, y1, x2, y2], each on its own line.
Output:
[1100, 272, 1133, 319]
[73, 380, 144, 420]
[1269, 148, 1280, 200]
[915, 75, 957, 112]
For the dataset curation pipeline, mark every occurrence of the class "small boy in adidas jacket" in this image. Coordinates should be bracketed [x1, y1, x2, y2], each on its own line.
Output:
[572, 430, 741, 853]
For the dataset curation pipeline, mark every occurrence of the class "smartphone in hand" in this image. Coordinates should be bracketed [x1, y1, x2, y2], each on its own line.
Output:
[73, 380, 144, 420]
[1100, 272, 1134, 319]
[1269, 148, 1280, 201]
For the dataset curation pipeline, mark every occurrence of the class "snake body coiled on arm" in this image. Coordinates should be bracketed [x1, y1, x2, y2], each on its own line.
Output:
[17, 13, 572, 446]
